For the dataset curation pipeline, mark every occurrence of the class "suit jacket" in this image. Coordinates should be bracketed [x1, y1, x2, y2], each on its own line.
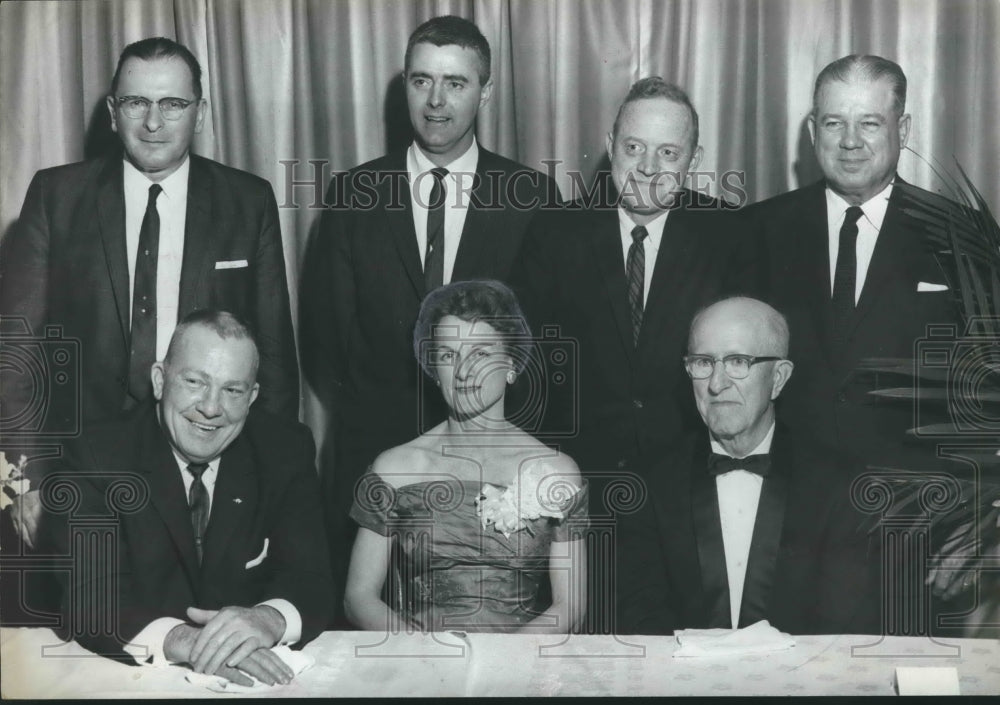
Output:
[509, 190, 748, 482]
[43, 404, 332, 658]
[300, 147, 558, 454]
[616, 425, 878, 636]
[744, 179, 963, 466]
[0, 154, 300, 425]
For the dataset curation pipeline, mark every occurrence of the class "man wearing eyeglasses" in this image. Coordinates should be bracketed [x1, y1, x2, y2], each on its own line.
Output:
[616, 296, 878, 636]
[1, 37, 299, 433]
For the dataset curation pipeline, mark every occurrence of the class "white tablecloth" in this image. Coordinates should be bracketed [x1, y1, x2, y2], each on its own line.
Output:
[2, 628, 998, 697]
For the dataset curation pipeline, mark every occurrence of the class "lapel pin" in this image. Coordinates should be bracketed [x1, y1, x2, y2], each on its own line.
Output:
[233, 498, 243, 504]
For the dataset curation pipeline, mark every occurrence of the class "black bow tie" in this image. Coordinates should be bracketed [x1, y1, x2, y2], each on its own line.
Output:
[707, 452, 771, 477]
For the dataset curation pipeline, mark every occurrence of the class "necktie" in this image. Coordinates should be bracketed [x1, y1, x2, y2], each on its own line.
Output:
[187, 462, 210, 563]
[707, 452, 771, 477]
[128, 184, 163, 404]
[626, 225, 648, 347]
[424, 167, 449, 292]
[831, 206, 865, 340]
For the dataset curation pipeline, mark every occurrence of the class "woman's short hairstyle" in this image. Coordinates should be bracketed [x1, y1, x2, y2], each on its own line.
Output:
[413, 280, 533, 377]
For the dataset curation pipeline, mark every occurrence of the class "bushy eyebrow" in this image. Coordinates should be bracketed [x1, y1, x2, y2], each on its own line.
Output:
[407, 71, 470, 84]
[818, 111, 887, 120]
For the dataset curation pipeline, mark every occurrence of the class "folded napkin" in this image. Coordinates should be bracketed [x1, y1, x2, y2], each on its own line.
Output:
[185, 645, 314, 692]
[673, 620, 795, 658]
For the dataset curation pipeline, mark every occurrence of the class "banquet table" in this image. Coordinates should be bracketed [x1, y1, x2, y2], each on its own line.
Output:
[2, 628, 998, 697]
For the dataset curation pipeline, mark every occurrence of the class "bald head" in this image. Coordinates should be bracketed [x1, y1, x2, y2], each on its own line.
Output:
[687, 297, 794, 457]
[689, 297, 789, 357]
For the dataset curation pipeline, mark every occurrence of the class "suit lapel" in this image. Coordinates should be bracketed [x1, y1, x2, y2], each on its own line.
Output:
[639, 199, 701, 354]
[690, 441, 731, 628]
[589, 210, 635, 358]
[202, 435, 258, 574]
[95, 158, 130, 344]
[141, 410, 201, 588]
[179, 157, 215, 316]
[738, 435, 789, 627]
[790, 183, 838, 368]
[452, 149, 497, 279]
[380, 152, 423, 298]
[848, 183, 914, 341]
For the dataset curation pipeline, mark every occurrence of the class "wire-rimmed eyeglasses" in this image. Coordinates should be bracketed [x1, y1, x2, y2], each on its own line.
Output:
[113, 95, 197, 121]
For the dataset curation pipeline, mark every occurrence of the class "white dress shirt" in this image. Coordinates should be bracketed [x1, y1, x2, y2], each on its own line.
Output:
[122, 158, 189, 361]
[710, 423, 775, 629]
[123, 451, 302, 666]
[408, 138, 480, 285]
[618, 208, 668, 306]
[825, 182, 893, 303]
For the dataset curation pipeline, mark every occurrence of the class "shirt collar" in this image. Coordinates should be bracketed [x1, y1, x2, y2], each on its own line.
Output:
[409, 137, 479, 177]
[710, 422, 775, 458]
[618, 207, 668, 250]
[171, 449, 221, 476]
[122, 155, 191, 201]
[825, 180, 893, 231]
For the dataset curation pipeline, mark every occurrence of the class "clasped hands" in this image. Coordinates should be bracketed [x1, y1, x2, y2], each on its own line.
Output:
[164, 605, 294, 687]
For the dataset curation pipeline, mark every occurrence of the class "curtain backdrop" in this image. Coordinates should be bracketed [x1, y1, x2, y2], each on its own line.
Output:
[2, 0, 998, 447]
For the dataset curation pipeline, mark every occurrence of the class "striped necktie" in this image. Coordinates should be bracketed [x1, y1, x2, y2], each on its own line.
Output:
[627, 225, 648, 346]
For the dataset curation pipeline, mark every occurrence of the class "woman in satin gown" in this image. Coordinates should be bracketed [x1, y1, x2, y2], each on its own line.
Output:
[344, 280, 587, 633]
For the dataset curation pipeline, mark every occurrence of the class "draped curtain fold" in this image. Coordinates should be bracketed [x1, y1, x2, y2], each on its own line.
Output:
[2, 0, 997, 443]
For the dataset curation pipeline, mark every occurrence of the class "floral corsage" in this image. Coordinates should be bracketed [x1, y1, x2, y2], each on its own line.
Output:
[476, 460, 579, 538]
[1, 453, 30, 511]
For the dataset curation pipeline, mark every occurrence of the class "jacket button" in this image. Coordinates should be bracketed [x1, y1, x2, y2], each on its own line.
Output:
[838, 393, 848, 403]
[633, 399, 644, 409]
[617, 459, 627, 469]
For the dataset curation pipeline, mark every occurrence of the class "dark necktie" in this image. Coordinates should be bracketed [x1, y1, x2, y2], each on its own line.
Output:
[187, 462, 210, 563]
[128, 184, 163, 404]
[707, 452, 771, 477]
[424, 167, 449, 292]
[626, 225, 648, 347]
[831, 206, 865, 340]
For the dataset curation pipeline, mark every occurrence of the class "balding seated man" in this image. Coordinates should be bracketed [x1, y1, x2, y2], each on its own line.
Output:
[616, 296, 879, 635]
[41, 310, 332, 686]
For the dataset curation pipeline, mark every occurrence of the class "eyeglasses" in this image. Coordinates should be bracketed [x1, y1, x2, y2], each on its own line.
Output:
[114, 96, 197, 121]
[683, 354, 784, 380]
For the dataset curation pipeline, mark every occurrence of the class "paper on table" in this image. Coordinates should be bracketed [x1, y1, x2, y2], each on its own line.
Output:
[895, 667, 961, 696]
[184, 645, 314, 692]
[673, 620, 795, 658]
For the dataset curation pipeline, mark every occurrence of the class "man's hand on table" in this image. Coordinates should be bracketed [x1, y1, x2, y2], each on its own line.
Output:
[164, 605, 293, 686]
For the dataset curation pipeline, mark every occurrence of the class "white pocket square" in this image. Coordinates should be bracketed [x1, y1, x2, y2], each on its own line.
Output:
[245, 538, 269, 569]
[215, 259, 249, 270]
[917, 282, 949, 292]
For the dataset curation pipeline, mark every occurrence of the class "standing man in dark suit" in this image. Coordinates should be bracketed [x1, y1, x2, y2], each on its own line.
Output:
[1, 36, 299, 427]
[43, 311, 331, 685]
[300, 15, 556, 611]
[511, 78, 742, 505]
[745, 55, 962, 467]
[617, 297, 877, 636]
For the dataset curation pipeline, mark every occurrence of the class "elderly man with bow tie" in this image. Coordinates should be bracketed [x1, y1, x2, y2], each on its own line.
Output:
[616, 296, 880, 636]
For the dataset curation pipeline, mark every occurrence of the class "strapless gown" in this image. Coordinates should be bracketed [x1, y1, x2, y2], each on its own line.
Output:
[350, 474, 588, 632]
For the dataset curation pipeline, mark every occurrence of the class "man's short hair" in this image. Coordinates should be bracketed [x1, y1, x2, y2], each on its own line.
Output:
[164, 309, 259, 374]
[612, 77, 700, 149]
[404, 15, 491, 86]
[111, 37, 203, 100]
[812, 54, 907, 117]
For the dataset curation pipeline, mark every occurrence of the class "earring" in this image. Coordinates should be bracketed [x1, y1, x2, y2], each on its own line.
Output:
[506, 370, 516, 384]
